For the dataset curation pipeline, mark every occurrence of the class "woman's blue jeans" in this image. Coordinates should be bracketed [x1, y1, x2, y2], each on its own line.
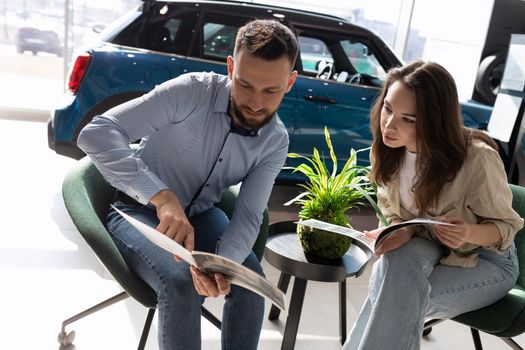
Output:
[107, 204, 264, 350]
[343, 237, 519, 350]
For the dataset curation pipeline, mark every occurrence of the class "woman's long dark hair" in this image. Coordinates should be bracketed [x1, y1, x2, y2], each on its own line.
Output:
[370, 60, 496, 214]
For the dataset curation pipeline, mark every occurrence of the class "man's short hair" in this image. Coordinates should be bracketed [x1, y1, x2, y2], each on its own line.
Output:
[234, 19, 298, 69]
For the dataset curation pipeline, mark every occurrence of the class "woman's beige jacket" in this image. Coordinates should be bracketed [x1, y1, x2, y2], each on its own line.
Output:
[376, 140, 524, 267]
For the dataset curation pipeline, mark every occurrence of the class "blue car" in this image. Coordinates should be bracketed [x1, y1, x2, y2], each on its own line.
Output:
[48, 0, 492, 181]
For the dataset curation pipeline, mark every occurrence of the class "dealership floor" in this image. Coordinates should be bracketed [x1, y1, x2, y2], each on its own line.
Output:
[1, 111, 523, 349]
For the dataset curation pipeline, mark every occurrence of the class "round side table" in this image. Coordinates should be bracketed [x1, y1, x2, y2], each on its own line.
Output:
[264, 221, 373, 350]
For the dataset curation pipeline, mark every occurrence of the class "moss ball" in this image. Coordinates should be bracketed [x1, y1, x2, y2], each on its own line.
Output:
[297, 224, 352, 259]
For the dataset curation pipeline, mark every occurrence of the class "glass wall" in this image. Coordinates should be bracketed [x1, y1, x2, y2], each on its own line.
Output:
[279, 0, 493, 102]
[405, 0, 494, 101]
[0, 0, 137, 111]
[0, 0, 495, 112]
[345, 0, 494, 101]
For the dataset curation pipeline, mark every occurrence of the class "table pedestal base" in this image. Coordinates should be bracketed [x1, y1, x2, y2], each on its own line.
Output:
[269, 272, 348, 350]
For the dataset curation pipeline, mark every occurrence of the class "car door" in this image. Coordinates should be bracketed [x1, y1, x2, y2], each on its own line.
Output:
[181, 11, 298, 145]
[288, 26, 388, 169]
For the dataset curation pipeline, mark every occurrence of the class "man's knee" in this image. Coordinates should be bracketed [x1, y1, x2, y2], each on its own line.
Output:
[159, 264, 202, 302]
[243, 252, 264, 277]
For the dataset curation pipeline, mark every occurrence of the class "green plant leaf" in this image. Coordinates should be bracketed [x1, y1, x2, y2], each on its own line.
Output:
[324, 127, 338, 177]
[283, 191, 309, 206]
[285, 127, 381, 228]
[347, 183, 388, 226]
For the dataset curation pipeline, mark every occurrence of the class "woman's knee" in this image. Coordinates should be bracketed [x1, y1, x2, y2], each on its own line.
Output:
[381, 238, 442, 273]
[370, 239, 438, 292]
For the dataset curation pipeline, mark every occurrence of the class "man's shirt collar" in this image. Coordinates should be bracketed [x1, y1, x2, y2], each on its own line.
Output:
[214, 84, 259, 137]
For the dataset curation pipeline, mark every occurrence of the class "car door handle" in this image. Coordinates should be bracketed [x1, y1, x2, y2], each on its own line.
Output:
[304, 95, 337, 104]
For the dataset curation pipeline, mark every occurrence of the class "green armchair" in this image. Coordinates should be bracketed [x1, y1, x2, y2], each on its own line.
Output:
[423, 184, 525, 350]
[58, 156, 269, 348]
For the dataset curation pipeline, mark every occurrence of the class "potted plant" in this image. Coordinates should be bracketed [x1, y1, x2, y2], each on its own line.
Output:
[285, 127, 386, 259]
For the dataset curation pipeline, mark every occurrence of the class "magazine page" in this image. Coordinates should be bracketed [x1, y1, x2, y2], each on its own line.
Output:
[298, 218, 453, 253]
[375, 218, 453, 248]
[111, 206, 197, 265]
[112, 206, 287, 314]
[192, 252, 287, 314]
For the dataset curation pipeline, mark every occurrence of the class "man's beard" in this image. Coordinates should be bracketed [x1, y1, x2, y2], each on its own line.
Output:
[230, 96, 277, 130]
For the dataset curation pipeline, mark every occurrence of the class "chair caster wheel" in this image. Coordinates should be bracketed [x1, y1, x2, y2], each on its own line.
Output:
[58, 330, 75, 346]
[422, 327, 432, 336]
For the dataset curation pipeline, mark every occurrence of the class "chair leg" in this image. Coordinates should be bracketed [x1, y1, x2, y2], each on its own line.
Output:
[422, 319, 445, 336]
[138, 308, 156, 350]
[470, 328, 483, 350]
[201, 306, 222, 329]
[500, 337, 524, 350]
[58, 291, 130, 346]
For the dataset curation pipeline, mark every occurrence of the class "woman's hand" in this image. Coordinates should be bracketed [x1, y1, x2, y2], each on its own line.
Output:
[366, 226, 413, 256]
[433, 216, 471, 249]
[190, 267, 231, 297]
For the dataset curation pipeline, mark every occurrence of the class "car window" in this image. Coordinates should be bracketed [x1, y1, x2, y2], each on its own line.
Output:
[111, 3, 198, 56]
[297, 28, 387, 88]
[341, 40, 386, 81]
[298, 36, 333, 74]
[193, 11, 259, 63]
[203, 23, 238, 60]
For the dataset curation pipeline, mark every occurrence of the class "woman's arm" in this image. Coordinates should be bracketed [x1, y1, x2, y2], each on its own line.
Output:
[433, 218, 501, 249]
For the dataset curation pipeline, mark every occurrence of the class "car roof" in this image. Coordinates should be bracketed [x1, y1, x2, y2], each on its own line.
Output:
[154, 0, 346, 20]
[142, 0, 377, 38]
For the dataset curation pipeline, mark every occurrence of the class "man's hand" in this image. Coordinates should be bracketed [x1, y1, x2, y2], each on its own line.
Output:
[190, 266, 231, 297]
[366, 226, 413, 256]
[149, 189, 195, 261]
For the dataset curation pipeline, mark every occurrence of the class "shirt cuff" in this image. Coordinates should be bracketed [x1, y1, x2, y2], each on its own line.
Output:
[126, 171, 168, 205]
[482, 219, 516, 252]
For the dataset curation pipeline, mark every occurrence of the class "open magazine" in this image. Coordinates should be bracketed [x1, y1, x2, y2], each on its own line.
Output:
[112, 206, 287, 314]
[297, 218, 454, 254]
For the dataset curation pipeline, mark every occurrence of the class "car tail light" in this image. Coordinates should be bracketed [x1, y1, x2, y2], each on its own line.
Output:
[68, 53, 91, 94]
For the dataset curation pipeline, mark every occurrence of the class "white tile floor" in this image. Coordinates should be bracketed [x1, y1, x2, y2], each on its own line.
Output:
[1, 116, 523, 350]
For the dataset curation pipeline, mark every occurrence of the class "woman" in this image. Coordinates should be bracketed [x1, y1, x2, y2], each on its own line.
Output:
[343, 61, 523, 350]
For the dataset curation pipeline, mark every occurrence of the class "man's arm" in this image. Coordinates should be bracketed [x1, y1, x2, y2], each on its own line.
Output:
[150, 189, 195, 253]
[216, 141, 288, 263]
[77, 75, 194, 204]
[78, 76, 198, 254]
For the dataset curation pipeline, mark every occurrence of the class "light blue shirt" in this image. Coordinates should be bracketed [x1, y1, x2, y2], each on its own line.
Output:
[77, 72, 289, 263]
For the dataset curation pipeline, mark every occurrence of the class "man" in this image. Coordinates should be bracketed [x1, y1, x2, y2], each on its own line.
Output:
[77, 19, 298, 349]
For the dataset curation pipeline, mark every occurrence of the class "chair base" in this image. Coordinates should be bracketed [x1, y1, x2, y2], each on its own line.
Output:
[422, 319, 523, 350]
[59, 291, 222, 349]
[58, 291, 155, 350]
[500, 336, 524, 350]
[469, 328, 524, 350]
